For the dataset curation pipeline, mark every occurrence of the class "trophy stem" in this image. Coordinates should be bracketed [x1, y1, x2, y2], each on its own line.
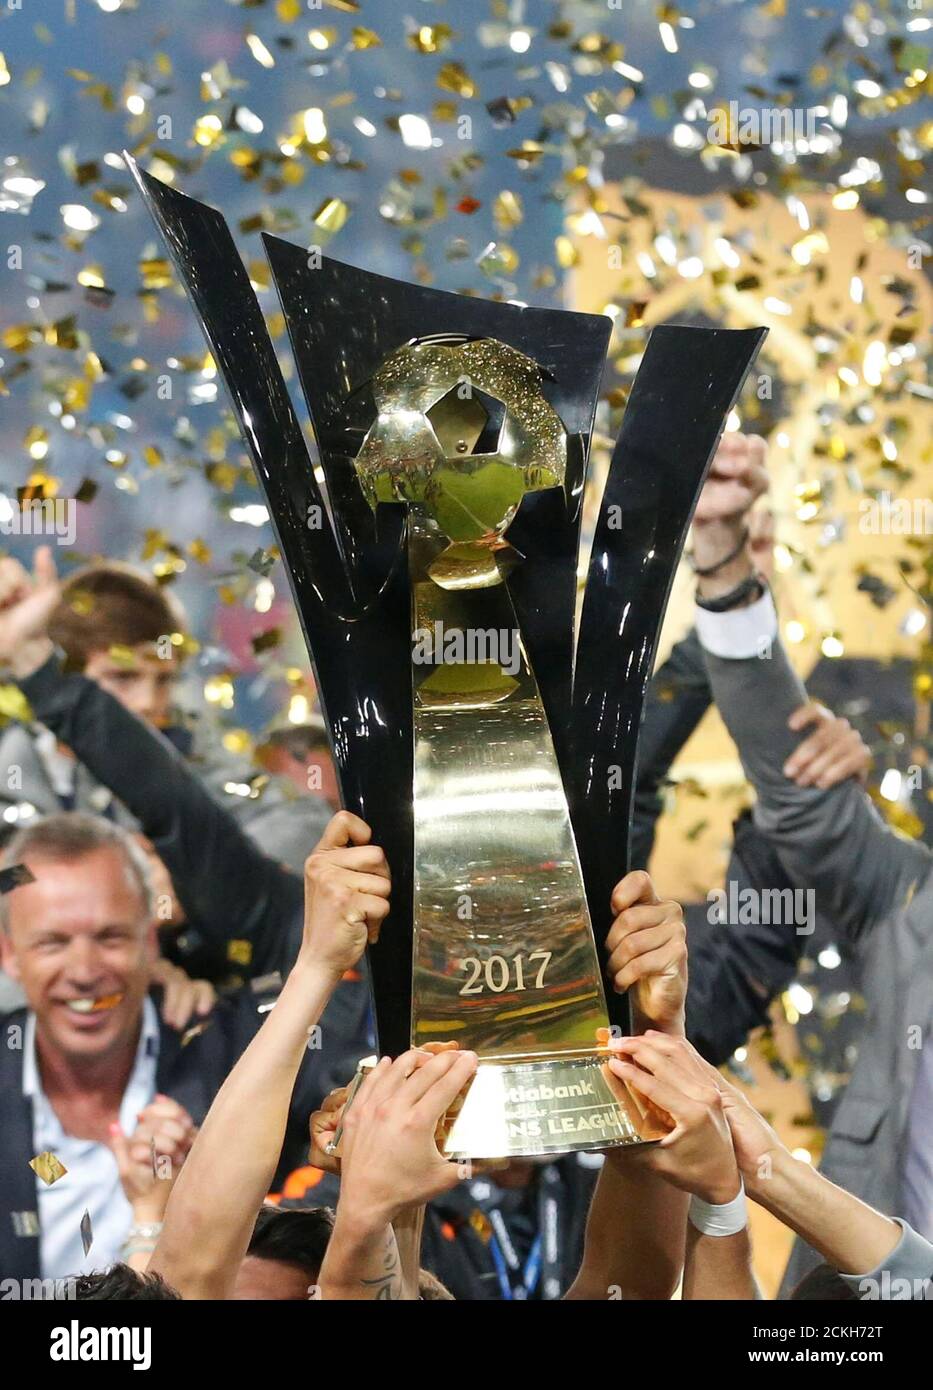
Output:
[407, 531, 663, 1158]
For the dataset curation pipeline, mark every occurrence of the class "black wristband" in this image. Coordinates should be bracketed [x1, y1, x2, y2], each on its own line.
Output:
[688, 525, 749, 577]
[695, 573, 765, 613]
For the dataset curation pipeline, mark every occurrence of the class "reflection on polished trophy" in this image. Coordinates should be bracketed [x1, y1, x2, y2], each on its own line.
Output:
[127, 153, 765, 1158]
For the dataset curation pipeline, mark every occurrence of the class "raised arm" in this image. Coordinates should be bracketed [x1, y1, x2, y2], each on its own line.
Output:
[609, 1033, 758, 1300]
[317, 1048, 477, 1301]
[710, 1063, 933, 1297]
[145, 811, 390, 1299]
[566, 870, 691, 1299]
[691, 438, 930, 943]
[0, 548, 303, 976]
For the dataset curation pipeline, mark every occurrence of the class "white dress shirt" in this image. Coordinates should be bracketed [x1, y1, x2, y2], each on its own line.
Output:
[694, 586, 779, 659]
[24, 997, 160, 1279]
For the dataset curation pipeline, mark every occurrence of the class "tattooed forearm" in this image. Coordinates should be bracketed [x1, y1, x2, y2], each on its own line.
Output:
[360, 1229, 403, 1301]
[319, 1216, 415, 1300]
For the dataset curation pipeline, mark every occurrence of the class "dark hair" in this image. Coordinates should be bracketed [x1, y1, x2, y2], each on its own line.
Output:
[247, 1205, 334, 1281]
[49, 561, 188, 669]
[417, 1267, 455, 1300]
[789, 1263, 858, 1300]
[70, 1264, 181, 1300]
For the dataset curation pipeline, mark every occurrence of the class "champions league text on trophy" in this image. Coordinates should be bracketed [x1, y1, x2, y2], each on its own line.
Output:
[127, 154, 765, 1160]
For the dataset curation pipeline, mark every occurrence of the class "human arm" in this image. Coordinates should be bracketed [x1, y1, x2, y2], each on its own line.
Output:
[691, 438, 930, 942]
[708, 1068, 923, 1288]
[565, 870, 691, 1299]
[308, 1079, 430, 1300]
[317, 1048, 477, 1300]
[0, 548, 304, 977]
[608, 1032, 757, 1300]
[147, 811, 391, 1298]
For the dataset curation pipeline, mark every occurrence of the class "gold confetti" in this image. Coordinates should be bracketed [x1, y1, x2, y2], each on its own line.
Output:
[555, 236, 579, 269]
[312, 196, 350, 239]
[408, 24, 453, 54]
[30, 1152, 68, 1186]
[0, 686, 34, 726]
[227, 940, 253, 967]
[77, 264, 106, 289]
[505, 141, 545, 164]
[24, 426, 48, 460]
[350, 27, 381, 51]
[19, 473, 57, 502]
[62, 378, 90, 413]
[476, 242, 519, 276]
[45, 316, 79, 350]
[108, 645, 138, 669]
[493, 190, 523, 230]
[3, 324, 41, 353]
[139, 257, 172, 289]
[437, 62, 476, 99]
[194, 114, 224, 148]
[187, 537, 212, 564]
[222, 729, 253, 756]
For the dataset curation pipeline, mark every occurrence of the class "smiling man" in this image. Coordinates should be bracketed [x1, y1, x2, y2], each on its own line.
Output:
[0, 811, 367, 1283]
[4, 822, 155, 1069]
[0, 815, 164, 1278]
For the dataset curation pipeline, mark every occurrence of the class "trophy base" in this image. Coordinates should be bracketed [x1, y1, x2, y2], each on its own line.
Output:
[440, 1052, 671, 1160]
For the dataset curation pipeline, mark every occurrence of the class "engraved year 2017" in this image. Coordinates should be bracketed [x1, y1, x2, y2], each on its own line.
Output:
[459, 951, 552, 996]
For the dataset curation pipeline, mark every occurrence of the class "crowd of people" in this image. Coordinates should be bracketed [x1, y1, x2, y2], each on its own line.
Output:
[0, 434, 930, 1301]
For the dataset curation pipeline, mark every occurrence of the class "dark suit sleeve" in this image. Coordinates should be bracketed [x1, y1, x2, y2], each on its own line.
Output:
[703, 637, 931, 945]
[684, 815, 806, 1065]
[17, 655, 303, 977]
[631, 628, 712, 869]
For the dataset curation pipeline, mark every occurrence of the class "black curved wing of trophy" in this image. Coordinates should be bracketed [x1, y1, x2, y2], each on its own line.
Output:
[126, 153, 765, 1154]
[572, 322, 768, 1018]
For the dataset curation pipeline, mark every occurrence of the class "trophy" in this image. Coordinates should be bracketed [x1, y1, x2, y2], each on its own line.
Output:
[127, 154, 765, 1158]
